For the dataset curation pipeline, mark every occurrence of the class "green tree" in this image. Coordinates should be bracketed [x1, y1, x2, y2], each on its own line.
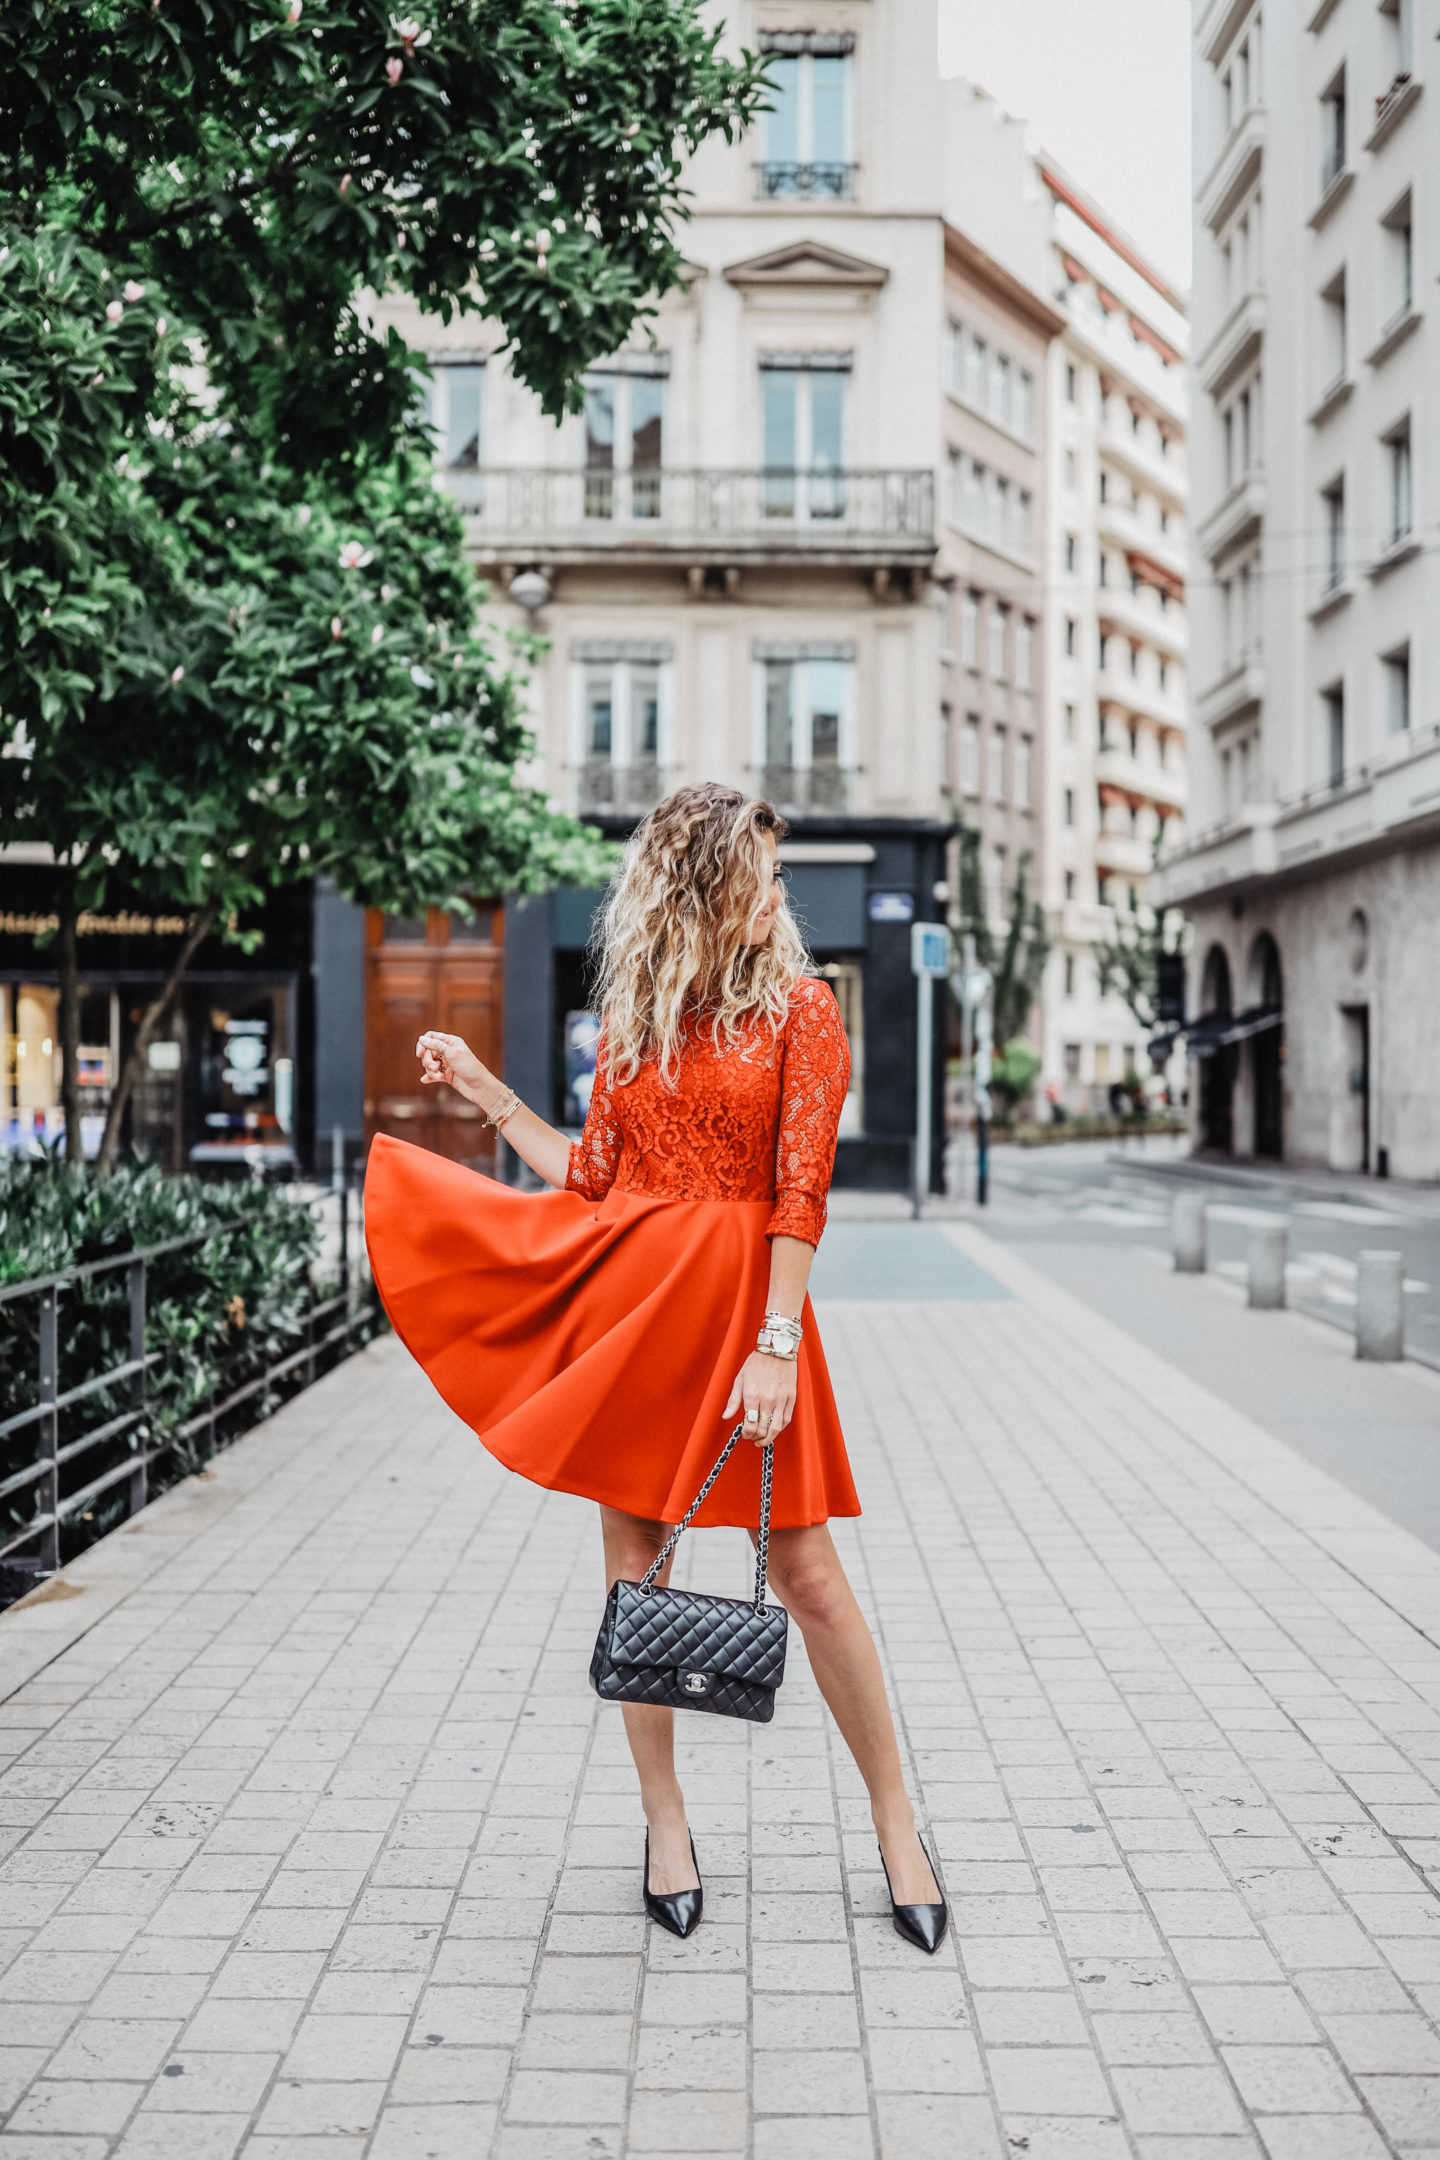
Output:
[2, 0, 764, 1162]
[1093, 893, 1189, 1034]
[951, 819, 1052, 1045]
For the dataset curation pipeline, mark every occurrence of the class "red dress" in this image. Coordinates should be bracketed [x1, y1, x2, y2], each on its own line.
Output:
[364, 976, 860, 1528]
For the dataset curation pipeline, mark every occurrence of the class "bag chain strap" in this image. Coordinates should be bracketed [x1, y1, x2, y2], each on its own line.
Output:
[637, 1420, 775, 1616]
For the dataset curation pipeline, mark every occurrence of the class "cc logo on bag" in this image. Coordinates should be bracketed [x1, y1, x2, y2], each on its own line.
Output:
[682, 1672, 709, 1696]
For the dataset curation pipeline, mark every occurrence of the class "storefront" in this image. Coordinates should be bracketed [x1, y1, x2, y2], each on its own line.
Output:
[0, 869, 315, 1173]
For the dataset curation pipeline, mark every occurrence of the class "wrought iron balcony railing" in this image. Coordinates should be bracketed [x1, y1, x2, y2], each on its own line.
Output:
[441, 467, 935, 557]
[757, 764, 852, 815]
[577, 760, 668, 816]
[754, 161, 857, 201]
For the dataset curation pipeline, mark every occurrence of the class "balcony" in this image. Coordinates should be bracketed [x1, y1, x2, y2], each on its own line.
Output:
[1097, 421, 1187, 509]
[1194, 470, 1265, 565]
[576, 761, 668, 817]
[1094, 828, 1155, 880]
[758, 764, 853, 816]
[1197, 288, 1266, 402]
[1196, 654, 1264, 733]
[1199, 103, 1265, 236]
[1149, 803, 1278, 908]
[445, 467, 935, 568]
[1096, 498, 1187, 583]
[1098, 675, 1186, 736]
[1096, 745, 1188, 815]
[754, 162, 857, 201]
[1099, 583, 1189, 659]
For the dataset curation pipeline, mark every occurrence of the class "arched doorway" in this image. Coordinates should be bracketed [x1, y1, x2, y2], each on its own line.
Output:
[1248, 932, 1284, 1159]
[1198, 944, 1236, 1153]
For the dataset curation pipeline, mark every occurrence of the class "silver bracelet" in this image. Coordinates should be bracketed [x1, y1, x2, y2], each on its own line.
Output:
[481, 1086, 522, 1131]
[757, 1313, 803, 1361]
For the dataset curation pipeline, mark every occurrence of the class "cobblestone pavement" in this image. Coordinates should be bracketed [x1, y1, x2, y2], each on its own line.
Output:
[4, 1223, 1440, 2159]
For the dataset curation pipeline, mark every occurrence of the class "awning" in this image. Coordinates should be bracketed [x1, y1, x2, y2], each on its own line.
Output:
[1149, 1005, 1283, 1063]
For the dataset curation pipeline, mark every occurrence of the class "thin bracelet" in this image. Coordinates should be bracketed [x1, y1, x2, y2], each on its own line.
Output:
[481, 1086, 521, 1131]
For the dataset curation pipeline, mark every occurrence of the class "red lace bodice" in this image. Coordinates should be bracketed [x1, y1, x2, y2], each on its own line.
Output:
[565, 977, 850, 1247]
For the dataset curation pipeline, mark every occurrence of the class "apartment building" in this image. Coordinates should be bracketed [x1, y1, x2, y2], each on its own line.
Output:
[939, 225, 1061, 953]
[375, 0, 956, 1185]
[943, 85, 1192, 1112]
[1153, 0, 1439, 1178]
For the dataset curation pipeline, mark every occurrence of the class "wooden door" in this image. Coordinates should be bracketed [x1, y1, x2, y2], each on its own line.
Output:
[364, 909, 504, 1166]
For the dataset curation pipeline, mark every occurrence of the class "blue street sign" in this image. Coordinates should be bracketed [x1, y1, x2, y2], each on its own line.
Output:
[910, 922, 950, 978]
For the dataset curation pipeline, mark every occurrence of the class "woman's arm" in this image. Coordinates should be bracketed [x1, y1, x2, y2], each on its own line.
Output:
[415, 1031, 573, 1189]
[722, 1234, 813, 1444]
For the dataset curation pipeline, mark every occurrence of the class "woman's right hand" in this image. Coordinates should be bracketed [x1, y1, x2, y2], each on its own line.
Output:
[416, 1030, 489, 1107]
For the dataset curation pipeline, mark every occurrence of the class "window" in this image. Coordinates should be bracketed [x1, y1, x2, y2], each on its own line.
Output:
[1064, 787, 1076, 828]
[1099, 633, 1110, 672]
[584, 362, 666, 519]
[1223, 408, 1235, 487]
[575, 646, 670, 772]
[1016, 734, 1033, 807]
[433, 361, 484, 469]
[989, 846, 1008, 919]
[961, 590, 980, 668]
[1384, 645, 1410, 734]
[995, 475, 1011, 548]
[1094, 1045, 1111, 1083]
[1065, 618, 1077, 659]
[1066, 362, 1078, 403]
[1381, 0, 1413, 75]
[1017, 490, 1034, 556]
[1016, 369, 1036, 441]
[944, 319, 963, 397]
[1016, 618, 1034, 690]
[1128, 725, 1139, 759]
[1386, 419, 1412, 545]
[761, 648, 853, 774]
[1323, 683, 1345, 785]
[1065, 448, 1077, 490]
[1064, 702, 1076, 741]
[989, 725, 1007, 803]
[989, 604, 1009, 680]
[1320, 270, 1346, 390]
[1064, 1043, 1081, 1080]
[1063, 954, 1075, 998]
[1099, 552, 1109, 588]
[966, 335, 987, 409]
[1065, 533, 1077, 574]
[961, 715, 980, 793]
[1383, 191, 1414, 322]
[1160, 508, 1170, 534]
[992, 352, 1011, 429]
[1099, 469, 1109, 504]
[1129, 643, 1140, 678]
[962, 456, 987, 536]
[761, 356, 847, 519]
[1159, 660, 1169, 694]
[758, 35, 853, 198]
[945, 447, 963, 525]
[1323, 478, 1345, 590]
[1321, 71, 1346, 193]
[1064, 870, 1075, 901]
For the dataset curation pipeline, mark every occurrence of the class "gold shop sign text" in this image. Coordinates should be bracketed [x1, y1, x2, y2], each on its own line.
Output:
[1, 910, 192, 937]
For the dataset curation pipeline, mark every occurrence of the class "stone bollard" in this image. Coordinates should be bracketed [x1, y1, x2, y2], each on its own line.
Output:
[1356, 1250, 1405, 1362]
[1247, 1219, 1287, 1309]
[1173, 1193, 1209, 1274]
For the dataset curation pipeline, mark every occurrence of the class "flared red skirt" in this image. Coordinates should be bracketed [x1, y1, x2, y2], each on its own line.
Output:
[363, 1133, 860, 1529]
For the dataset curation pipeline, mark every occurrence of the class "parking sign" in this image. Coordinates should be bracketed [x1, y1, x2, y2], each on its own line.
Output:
[910, 922, 950, 978]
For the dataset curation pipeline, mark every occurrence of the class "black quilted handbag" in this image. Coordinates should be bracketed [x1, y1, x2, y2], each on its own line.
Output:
[589, 1423, 788, 1723]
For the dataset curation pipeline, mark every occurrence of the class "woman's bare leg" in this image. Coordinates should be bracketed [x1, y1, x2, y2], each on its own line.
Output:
[761, 1522, 940, 1906]
[598, 1506, 700, 1896]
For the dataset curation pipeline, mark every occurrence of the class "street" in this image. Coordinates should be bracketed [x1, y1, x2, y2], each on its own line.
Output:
[4, 1213, 1440, 2159]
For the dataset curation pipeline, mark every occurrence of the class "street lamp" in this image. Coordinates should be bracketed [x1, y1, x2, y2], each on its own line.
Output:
[508, 567, 551, 616]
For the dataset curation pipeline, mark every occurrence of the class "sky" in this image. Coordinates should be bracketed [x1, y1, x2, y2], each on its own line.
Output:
[937, 0, 1193, 291]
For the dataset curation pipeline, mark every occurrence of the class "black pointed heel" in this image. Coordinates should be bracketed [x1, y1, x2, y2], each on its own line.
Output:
[878, 1835, 948, 1954]
[643, 1831, 703, 1940]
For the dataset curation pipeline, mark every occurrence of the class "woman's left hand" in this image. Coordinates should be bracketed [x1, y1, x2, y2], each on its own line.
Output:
[723, 1350, 798, 1447]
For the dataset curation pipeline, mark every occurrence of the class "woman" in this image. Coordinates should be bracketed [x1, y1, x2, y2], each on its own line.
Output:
[365, 784, 945, 1952]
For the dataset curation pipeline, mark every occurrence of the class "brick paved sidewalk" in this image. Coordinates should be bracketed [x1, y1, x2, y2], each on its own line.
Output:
[3, 1223, 1440, 2160]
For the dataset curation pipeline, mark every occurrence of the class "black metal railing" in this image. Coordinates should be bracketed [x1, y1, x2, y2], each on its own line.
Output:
[438, 466, 935, 552]
[0, 1188, 376, 1602]
[754, 161, 857, 200]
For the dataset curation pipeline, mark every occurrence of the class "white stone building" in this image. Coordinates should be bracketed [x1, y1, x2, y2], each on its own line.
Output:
[1153, 0, 1440, 1179]
[943, 85, 1192, 1113]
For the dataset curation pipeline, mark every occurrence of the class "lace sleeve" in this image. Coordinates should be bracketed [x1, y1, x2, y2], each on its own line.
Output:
[767, 979, 851, 1246]
[565, 1033, 622, 1201]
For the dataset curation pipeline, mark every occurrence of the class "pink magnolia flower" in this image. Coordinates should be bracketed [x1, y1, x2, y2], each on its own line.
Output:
[169, 666, 185, 685]
[339, 174, 350, 196]
[391, 16, 432, 52]
[288, 0, 302, 18]
[386, 56, 403, 82]
[122, 279, 145, 302]
[380, 584, 394, 601]
[331, 617, 343, 639]
[105, 299, 124, 323]
[338, 542, 373, 570]
[155, 317, 167, 337]
[370, 624, 385, 645]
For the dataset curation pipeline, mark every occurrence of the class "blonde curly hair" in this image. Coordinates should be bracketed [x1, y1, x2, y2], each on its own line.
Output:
[593, 783, 812, 1085]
